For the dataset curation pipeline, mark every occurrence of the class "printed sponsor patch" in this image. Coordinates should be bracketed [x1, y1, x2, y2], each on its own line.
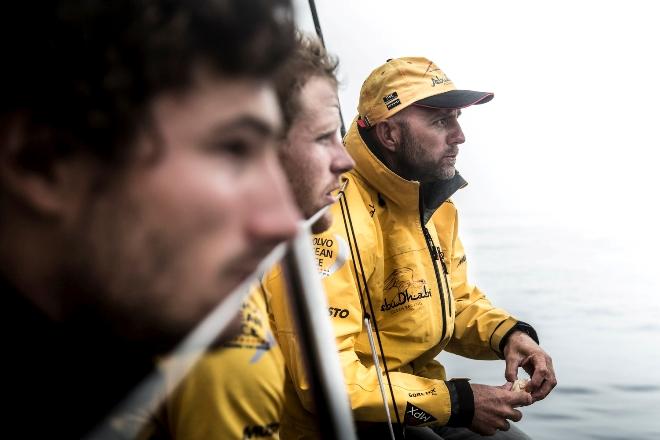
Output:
[404, 402, 437, 426]
[383, 91, 401, 110]
[314, 234, 349, 278]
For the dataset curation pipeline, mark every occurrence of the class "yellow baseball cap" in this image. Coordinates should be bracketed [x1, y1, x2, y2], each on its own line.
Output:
[357, 57, 493, 128]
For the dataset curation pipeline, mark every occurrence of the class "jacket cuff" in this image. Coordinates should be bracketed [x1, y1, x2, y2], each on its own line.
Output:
[445, 379, 474, 427]
[489, 316, 518, 357]
[498, 321, 540, 355]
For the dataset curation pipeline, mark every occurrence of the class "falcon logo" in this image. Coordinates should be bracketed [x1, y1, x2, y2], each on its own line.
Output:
[381, 267, 431, 312]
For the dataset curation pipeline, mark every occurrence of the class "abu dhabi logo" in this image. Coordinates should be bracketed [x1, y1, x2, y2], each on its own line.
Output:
[431, 74, 451, 87]
[381, 267, 431, 312]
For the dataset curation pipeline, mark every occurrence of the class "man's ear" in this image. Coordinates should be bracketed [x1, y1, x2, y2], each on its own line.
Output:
[373, 118, 402, 154]
[0, 115, 95, 218]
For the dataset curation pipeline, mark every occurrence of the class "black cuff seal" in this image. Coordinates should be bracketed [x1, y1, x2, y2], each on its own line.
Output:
[445, 379, 474, 427]
[499, 321, 540, 355]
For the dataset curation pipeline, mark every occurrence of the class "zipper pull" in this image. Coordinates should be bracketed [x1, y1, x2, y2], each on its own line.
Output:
[438, 248, 449, 274]
[430, 244, 439, 260]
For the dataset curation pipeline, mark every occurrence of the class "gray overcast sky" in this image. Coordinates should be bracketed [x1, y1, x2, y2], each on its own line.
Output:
[293, 0, 660, 246]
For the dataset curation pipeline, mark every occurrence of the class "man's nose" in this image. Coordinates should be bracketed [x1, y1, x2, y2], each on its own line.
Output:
[450, 120, 466, 145]
[246, 151, 301, 243]
[330, 138, 355, 175]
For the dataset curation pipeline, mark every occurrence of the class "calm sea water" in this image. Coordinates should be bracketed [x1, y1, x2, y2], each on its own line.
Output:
[438, 207, 660, 440]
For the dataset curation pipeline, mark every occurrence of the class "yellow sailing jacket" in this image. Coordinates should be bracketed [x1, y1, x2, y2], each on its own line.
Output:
[268, 119, 518, 437]
[162, 290, 285, 440]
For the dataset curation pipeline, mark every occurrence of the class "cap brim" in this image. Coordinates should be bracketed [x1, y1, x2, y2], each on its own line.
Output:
[414, 90, 494, 109]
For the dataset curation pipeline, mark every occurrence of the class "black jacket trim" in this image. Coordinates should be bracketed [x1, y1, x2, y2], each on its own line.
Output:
[445, 379, 475, 427]
[499, 321, 540, 355]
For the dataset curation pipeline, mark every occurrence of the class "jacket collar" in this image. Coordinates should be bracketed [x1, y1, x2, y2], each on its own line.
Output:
[345, 118, 467, 224]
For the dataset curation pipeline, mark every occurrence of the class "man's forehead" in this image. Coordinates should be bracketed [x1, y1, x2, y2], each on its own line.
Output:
[391, 105, 460, 123]
[417, 106, 461, 117]
[153, 72, 282, 136]
[298, 77, 339, 113]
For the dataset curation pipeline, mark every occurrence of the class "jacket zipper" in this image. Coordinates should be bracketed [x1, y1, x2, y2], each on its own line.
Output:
[421, 221, 447, 341]
[438, 250, 453, 318]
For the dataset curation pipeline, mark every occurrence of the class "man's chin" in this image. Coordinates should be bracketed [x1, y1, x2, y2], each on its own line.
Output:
[444, 166, 457, 179]
[433, 167, 456, 181]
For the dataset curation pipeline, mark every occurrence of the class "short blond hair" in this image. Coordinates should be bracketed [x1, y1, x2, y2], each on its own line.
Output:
[274, 33, 339, 131]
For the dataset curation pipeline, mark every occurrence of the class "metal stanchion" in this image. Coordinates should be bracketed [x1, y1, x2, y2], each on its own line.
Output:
[281, 209, 357, 440]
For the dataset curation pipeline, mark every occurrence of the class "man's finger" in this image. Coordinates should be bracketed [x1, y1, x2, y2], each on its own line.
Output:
[505, 357, 520, 382]
[532, 375, 558, 401]
[524, 354, 549, 389]
[498, 419, 511, 431]
[510, 390, 533, 407]
[507, 409, 523, 422]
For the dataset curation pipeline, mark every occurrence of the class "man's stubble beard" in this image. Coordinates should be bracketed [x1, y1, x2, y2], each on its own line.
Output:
[396, 121, 455, 183]
[63, 190, 189, 354]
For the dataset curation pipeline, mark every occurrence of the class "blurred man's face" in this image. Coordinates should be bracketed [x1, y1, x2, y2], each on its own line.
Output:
[278, 76, 354, 233]
[67, 70, 300, 350]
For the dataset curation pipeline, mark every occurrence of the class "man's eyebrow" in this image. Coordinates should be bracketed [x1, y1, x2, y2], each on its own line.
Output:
[424, 108, 459, 120]
[215, 115, 279, 138]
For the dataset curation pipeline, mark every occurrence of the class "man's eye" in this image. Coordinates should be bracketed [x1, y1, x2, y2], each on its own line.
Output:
[434, 118, 448, 127]
[213, 139, 254, 158]
[316, 131, 339, 145]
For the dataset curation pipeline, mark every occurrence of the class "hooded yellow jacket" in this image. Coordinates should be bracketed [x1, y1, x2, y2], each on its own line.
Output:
[268, 119, 519, 437]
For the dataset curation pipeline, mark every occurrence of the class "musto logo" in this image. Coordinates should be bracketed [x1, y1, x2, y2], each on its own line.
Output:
[381, 267, 431, 312]
[328, 306, 349, 319]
